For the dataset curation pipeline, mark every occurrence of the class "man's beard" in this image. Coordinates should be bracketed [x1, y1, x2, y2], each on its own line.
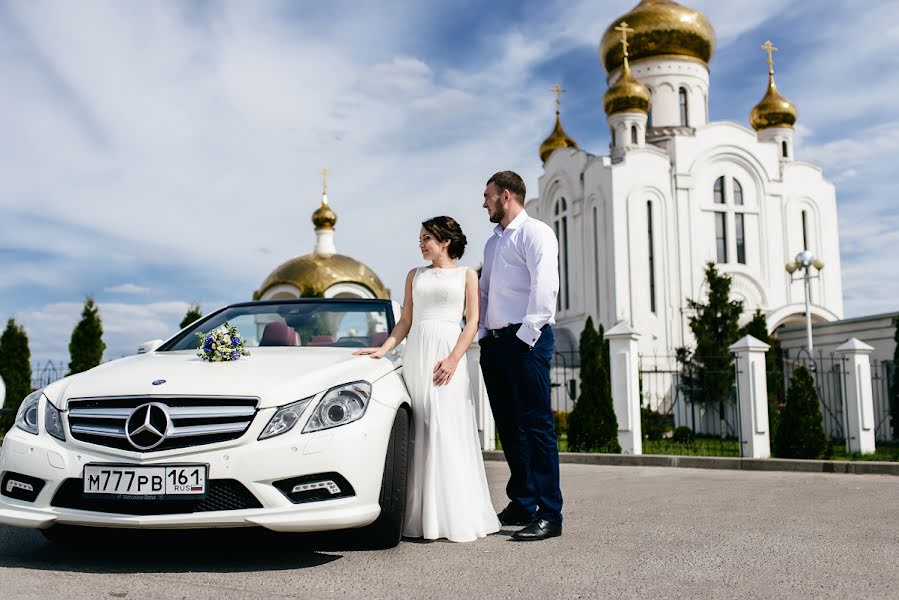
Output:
[489, 203, 505, 224]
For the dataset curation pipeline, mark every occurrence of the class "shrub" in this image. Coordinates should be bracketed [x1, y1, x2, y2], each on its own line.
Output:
[773, 366, 829, 459]
[641, 407, 672, 441]
[672, 426, 695, 445]
[552, 411, 569, 436]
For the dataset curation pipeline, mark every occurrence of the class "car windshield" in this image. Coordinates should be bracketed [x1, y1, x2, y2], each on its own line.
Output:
[160, 301, 392, 351]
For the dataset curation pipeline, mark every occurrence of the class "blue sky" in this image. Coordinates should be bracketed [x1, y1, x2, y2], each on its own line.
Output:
[1, 0, 898, 364]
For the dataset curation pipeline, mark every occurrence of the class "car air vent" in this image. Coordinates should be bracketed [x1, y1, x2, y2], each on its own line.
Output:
[66, 396, 259, 452]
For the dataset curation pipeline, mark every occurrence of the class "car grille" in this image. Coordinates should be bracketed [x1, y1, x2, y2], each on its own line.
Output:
[51, 478, 263, 515]
[66, 396, 259, 452]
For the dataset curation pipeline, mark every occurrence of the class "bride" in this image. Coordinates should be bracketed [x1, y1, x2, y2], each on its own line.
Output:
[353, 216, 500, 542]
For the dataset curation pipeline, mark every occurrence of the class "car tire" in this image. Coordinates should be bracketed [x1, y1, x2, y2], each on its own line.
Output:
[359, 407, 410, 549]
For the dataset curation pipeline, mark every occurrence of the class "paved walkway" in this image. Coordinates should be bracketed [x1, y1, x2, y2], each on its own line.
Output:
[1, 462, 897, 599]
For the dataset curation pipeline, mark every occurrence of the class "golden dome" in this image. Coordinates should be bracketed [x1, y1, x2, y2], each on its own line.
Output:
[750, 42, 797, 130]
[253, 253, 390, 300]
[539, 111, 578, 164]
[599, 0, 716, 73]
[312, 196, 337, 229]
[603, 60, 651, 115]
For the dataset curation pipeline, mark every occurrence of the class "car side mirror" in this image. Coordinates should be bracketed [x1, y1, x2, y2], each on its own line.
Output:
[137, 339, 164, 354]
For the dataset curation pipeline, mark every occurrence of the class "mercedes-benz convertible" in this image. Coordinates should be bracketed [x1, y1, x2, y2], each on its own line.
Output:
[0, 299, 412, 548]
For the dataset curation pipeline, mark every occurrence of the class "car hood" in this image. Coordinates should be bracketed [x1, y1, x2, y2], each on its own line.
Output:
[47, 348, 401, 410]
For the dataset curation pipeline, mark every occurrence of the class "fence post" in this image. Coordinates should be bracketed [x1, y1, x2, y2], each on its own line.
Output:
[468, 342, 496, 451]
[729, 335, 771, 459]
[835, 338, 876, 454]
[606, 323, 641, 455]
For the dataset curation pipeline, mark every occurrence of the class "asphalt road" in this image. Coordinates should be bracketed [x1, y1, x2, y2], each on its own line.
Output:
[1, 462, 897, 599]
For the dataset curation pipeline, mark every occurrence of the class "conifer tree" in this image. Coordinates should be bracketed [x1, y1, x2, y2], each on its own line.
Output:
[678, 263, 743, 408]
[773, 366, 828, 459]
[180, 304, 203, 329]
[68, 297, 106, 375]
[0, 319, 32, 433]
[568, 317, 621, 453]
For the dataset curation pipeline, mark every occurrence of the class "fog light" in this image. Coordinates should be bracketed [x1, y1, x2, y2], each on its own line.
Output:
[1, 472, 46, 502]
[291, 480, 341, 495]
[273, 472, 354, 504]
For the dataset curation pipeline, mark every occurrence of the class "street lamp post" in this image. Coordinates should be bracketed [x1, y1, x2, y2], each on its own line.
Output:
[785, 250, 825, 352]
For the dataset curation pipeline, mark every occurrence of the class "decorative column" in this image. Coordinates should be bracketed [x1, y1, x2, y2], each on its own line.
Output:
[467, 343, 496, 451]
[835, 338, 876, 455]
[729, 335, 771, 459]
[606, 322, 641, 454]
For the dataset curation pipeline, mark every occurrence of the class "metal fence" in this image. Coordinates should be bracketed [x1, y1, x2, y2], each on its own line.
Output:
[31, 360, 67, 390]
[872, 360, 897, 442]
[550, 350, 579, 413]
[639, 354, 741, 457]
[780, 350, 847, 444]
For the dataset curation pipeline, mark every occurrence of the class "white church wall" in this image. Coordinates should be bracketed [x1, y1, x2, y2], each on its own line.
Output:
[611, 57, 710, 128]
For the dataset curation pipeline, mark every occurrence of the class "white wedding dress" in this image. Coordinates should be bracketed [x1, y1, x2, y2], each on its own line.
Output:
[402, 266, 500, 542]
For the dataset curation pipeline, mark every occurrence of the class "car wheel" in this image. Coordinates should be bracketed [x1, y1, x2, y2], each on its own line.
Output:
[358, 407, 410, 549]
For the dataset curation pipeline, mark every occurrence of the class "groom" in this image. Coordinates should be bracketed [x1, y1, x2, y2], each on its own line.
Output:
[478, 171, 563, 541]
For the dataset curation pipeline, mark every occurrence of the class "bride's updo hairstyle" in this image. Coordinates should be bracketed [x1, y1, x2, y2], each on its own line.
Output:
[422, 216, 467, 259]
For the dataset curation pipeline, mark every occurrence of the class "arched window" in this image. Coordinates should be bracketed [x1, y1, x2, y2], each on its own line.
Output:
[631, 126, 637, 144]
[782, 141, 789, 158]
[801, 210, 809, 250]
[647, 201, 656, 313]
[647, 106, 653, 128]
[733, 180, 743, 206]
[712, 177, 749, 265]
[553, 198, 570, 311]
[713, 177, 724, 204]
[611, 128, 616, 147]
[679, 87, 689, 127]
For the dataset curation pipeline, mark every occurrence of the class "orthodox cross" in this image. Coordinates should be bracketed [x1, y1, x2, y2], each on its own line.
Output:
[549, 84, 566, 110]
[320, 167, 330, 195]
[762, 40, 778, 75]
[615, 21, 635, 58]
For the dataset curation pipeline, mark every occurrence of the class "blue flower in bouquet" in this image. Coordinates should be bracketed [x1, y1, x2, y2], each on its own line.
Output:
[195, 322, 251, 362]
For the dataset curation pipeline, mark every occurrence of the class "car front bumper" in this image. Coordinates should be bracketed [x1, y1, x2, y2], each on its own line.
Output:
[0, 398, 397, 532]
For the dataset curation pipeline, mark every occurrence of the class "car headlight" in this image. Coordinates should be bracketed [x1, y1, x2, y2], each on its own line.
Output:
[15, 390, 43, 436]
[259, 397, 314, 440]
[303, 381, 371, 433]
[45, 399, 66, 441]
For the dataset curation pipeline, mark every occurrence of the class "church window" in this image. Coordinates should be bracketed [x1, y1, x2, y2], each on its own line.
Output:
[735, 214, 746, 264]
[647, 201, 657, 313]
[593, 205, 601, 317]
[631, 126, 637, 144]
[733, 180, 743, 206]
[782, 141, 789, 158]
[713, 177, 724, 204]
[679, 87, 689, 127]
[647, 105, 653, 128]
[801, 210, 809, 250]
[553, 198, 570, 311]
[611, 128, 616, 147]
[715, 213, 728, 263]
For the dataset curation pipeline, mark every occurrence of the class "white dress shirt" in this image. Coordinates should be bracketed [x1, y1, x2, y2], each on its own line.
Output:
[478, 209, 560, 347]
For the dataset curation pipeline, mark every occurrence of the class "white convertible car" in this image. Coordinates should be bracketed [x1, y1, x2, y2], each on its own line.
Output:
[0, 299, 412, 548]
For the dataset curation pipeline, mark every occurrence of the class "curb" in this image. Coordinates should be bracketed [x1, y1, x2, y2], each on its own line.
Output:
[482, 450, 899, 476]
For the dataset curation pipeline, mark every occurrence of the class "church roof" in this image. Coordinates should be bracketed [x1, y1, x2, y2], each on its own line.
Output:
[750, 41, 797, 131]
[602, 44, 651, 116]
[539, 111, 579, 164]
[599, 1, 715, 73]
[253, 252, 389, 300]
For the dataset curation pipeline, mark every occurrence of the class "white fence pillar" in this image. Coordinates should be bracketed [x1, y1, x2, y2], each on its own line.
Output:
[835, 338, 876, 455]
[467, 343, 496, 451]
[729, 335, 771, 459]
[606, 323, 642, 455]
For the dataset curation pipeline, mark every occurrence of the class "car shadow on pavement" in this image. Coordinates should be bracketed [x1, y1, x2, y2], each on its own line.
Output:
[0, 525, 396, 574]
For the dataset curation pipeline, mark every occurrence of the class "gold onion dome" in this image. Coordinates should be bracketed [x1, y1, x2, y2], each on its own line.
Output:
[539, 111, 578, 163]
[599, 0, 716, 73]
[603, 59, 651, 115]
[253, 253, 390, 300]
[312, 196, 337, 229]
[750, 41, 797, 130]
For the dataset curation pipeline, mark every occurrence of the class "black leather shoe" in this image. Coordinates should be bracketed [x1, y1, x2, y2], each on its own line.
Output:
[511, 519, 562, 541]
[497, 506, 535, 526]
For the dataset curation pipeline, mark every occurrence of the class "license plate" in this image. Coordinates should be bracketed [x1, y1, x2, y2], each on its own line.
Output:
[83, 464, 207, 498]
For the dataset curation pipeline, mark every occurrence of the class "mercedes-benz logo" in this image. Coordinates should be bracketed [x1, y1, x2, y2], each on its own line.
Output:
[125, 402, 172, 450]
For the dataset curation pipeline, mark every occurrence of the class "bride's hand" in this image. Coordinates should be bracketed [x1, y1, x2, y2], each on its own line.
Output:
[353, 347, 386, 359]
[433, 355, 459, 386]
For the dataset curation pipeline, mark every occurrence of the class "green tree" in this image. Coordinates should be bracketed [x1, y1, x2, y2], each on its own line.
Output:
[0, 319, 32, 433]
[68, 297, 106, 375]
[891, 316, 899, 439]
[677, 263, 744, 409]
[738, 309, 784, 439]
[180, 304, 203, 329]
[773, 366, 828, 459]
[568, 317, 621, 453]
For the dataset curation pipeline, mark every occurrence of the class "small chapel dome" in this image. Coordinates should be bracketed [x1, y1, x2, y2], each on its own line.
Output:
[599, 0, 716, 73]
[603, 59, 651, 116]
[312, 196, 337, 229]
[539, 111, 579, 164]
[750, 42, 797, 131]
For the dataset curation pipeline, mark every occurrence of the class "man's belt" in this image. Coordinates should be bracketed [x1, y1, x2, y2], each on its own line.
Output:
[487, 323, 521, 338]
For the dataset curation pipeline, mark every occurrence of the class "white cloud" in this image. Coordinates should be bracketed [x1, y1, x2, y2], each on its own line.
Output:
[104, 283, 151, 294]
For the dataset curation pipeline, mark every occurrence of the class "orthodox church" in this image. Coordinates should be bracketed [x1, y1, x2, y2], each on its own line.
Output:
[528, 0, 843, 360]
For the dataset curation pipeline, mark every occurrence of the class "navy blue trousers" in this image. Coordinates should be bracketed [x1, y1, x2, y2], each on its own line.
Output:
[479, 326, 563, 524]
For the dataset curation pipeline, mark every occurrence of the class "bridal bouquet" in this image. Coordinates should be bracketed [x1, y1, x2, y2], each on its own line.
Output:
[196, 322, 250, 362]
